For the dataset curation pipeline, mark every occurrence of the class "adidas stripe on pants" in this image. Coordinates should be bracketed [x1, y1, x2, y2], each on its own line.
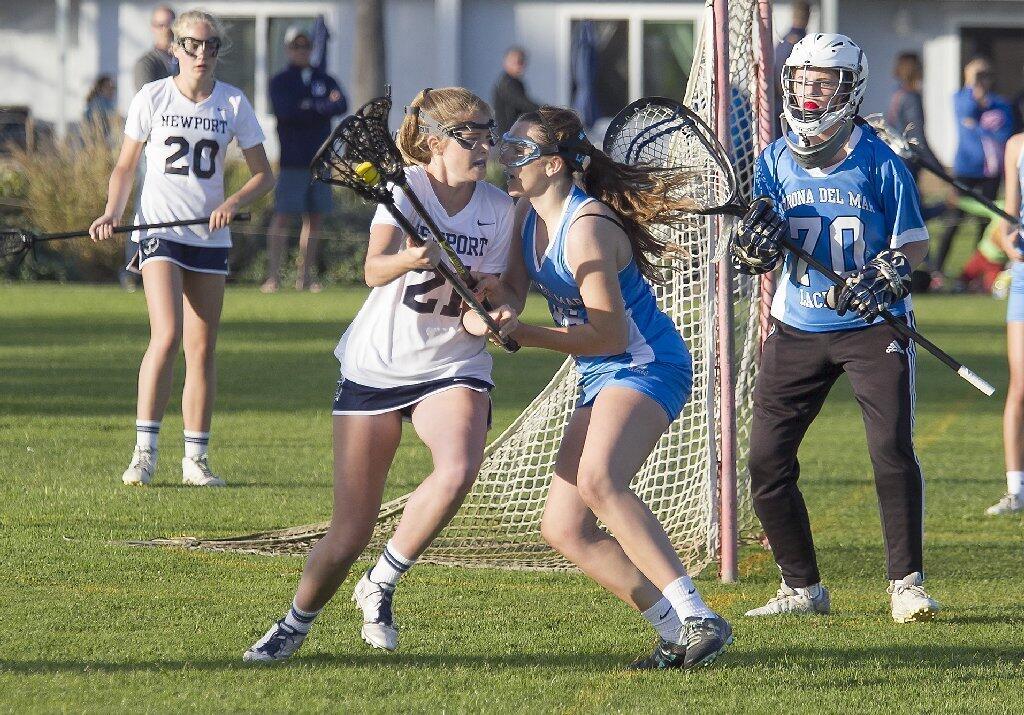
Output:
[748, 315, 924, 587]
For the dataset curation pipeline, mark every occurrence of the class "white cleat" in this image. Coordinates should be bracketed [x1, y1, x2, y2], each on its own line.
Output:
[889, 572, 940, 623]
[122, 447, 156, 486]
[243, 619, 307, 662]
[745, 581, 831, 616]
[352, 571, 399, 651]
[985, 493, 1023, 516]
[182, 455, 226, 487]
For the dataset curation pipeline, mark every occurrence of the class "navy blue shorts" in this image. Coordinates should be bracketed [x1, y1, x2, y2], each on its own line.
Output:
[332, 376, 493, 426]
[275, 167, 333, 215]
[128, 236, 229, 275]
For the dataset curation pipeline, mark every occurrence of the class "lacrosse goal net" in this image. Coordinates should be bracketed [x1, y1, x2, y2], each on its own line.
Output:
[136, 0, 774, 578]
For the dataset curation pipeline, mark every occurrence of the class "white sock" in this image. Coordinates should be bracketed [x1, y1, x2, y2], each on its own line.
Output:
[642, 596, 684, 644]
[663, 575, 715, 620]
[136, 420, 160, 450]
[1007, 471, 1023, 496]
[283, 599, 321, 634]
[184, 430, 210, 459]
[369, 540, 417, 587]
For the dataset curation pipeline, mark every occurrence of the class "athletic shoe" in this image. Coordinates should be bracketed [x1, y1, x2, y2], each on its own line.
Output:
[681, 615, 733, 668]
[182, 455, 226, 487]
[985, 493, 1023, 516]
[122, 446, 156, 486]
[888, 572, 940, 623]
[243, 619, 307, 662]
[352, 571, 398, 651]
[744, 582, 830, 616]
[628, 638, 689, 670]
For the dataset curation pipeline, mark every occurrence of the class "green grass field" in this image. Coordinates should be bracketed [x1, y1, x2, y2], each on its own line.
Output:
[1, 283, 1022, 713]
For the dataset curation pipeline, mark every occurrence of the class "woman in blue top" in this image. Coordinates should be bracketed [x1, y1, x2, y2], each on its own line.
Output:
[466, 105, 731, 670]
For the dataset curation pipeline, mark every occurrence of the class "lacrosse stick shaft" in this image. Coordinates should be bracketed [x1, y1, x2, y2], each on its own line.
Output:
[35, 213, 252, 242]
[398, 186, 480, 287]
[383, 203, 520, 353]
[777, 234, 995, 396]
[906, 147, 1021, 227]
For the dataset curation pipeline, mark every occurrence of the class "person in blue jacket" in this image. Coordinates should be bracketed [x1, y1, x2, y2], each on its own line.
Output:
[933, 57, 1013, 281]
[263, 26, 347, 292]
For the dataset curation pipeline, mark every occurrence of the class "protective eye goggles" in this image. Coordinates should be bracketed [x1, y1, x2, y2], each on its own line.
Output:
[176, 36, 222, 58]
[411, 112, 497, 151]
[497, 133, 561, 168]
[497, 130, 592, 170]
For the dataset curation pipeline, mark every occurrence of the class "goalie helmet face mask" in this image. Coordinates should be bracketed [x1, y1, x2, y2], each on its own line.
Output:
[782, 33, 868, 169]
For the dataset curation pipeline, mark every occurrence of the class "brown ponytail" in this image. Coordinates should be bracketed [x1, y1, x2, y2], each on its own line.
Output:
[517, 106, 696, 283]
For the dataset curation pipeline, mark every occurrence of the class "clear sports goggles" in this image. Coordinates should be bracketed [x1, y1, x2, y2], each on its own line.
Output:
[176, 36, 222, 58]
[415, 115, 497, 151]
[497, 133, 562, 167]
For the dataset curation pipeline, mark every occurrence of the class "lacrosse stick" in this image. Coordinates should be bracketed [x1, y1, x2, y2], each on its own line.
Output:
[1, 214, 251, 259]
[310, 107, 519, 353]
[865, 113, 1022, 229]
[603, 97, 995, 396]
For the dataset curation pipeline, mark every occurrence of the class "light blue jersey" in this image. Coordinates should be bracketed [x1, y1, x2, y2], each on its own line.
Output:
[521, 185, 690, 377]
[757, 123, 929, 332]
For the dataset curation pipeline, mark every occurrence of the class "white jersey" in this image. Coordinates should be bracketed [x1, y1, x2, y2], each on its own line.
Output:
[336, 166, 515, 388]
[124, 77, 265, 248]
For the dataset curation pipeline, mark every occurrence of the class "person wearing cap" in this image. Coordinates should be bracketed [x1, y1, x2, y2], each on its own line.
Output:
[263, 26, 348, 293]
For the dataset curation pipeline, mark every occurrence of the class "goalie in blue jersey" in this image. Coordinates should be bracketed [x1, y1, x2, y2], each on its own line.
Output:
[733, 33, 941, 623]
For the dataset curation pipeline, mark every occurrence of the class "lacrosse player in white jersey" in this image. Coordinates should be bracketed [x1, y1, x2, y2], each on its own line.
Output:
[89, 9, 274, 487]
[244, 87, 514, 662]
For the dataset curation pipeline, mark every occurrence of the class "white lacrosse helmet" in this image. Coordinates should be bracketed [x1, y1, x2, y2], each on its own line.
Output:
[782, 33, 869, 167]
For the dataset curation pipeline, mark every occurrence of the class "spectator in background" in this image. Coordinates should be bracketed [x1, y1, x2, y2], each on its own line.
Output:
[493, 46, 539, 134]
[773, 1, 810, 138]
[933, 57, 1014, 283]
[263, 26, 347, 293]
[121, 4, 177, 292]
[887, 53, 947, 228]
[84, 75, 117, 140]
[134, 5, 178, 90]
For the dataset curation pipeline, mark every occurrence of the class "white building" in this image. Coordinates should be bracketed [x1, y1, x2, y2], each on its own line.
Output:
[2, 0, 1024, 163]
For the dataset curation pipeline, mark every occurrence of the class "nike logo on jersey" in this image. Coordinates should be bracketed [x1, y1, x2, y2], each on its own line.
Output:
[159, 114, 228, 133]
[885, 340, 906, 355]
[477, 220, 495, 227]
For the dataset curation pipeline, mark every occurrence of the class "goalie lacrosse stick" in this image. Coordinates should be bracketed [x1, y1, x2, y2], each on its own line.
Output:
[865, 113, 1023, 229]
[603, 97, 995, 396]
[310, 107, 519, 353]
[1, 214, 251, 259]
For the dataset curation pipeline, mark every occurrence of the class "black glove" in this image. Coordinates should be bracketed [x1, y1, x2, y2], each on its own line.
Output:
[731, 197, 786, 275]
[831, 249, 913, 321]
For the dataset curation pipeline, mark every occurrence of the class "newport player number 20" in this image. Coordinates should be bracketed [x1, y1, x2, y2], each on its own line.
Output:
[789, 215, 866, 285]
[164, 136, 220, 179]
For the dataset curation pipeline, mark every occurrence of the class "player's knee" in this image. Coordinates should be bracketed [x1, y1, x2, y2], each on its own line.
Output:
[148, 329, 181, 358]
[183, 338, 216, 366]
[320, 523, 373, 566]
[540, 511, 579, 553]
[1007, 376, 1024, 404]
[432, 463, 480, 502]
[575, 467, 620, 509]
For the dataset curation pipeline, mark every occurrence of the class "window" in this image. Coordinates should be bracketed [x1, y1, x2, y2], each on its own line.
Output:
[268, 17, 317, 75]
[216, 16, 256, 101]
[642, 21, 695, 99]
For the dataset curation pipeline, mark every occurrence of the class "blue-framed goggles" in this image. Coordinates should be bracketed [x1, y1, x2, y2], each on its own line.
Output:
[498, 130, 591, 169]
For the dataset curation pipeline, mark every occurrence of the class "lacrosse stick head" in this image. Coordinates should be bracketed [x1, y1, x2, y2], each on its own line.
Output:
[0, 228, 32, 259]
[863, 113, 913, 160]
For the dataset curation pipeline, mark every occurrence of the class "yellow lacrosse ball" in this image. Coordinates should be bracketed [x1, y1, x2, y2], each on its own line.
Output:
[355, 162, 381, 186]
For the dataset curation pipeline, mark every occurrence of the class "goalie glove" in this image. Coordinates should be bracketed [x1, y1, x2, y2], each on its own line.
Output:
[830, 249, 913, 322]
[731, 197, 786, 275]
